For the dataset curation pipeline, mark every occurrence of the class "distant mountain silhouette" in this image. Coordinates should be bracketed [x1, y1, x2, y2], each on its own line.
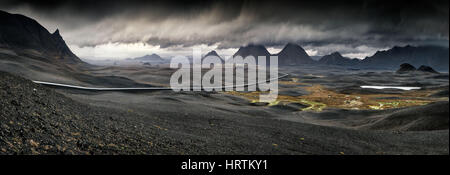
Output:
[276, 43, 315, 65]
[0, 10, 81, 64]
[418, 65, 439, 74]
[230, 45, 449, 70]
[129, 54, 166, 63]
[203, 50, 220, 58]
[396, 63, 440, 74]
[232, 43, 316, 66]
[360, 45, 449, 71]
[318, 52, 360, 66]
[233, 44, 271, 58]
[233, 44, 271, 65]
[202, 50, 224, 64]
[396, 63, 417, 73]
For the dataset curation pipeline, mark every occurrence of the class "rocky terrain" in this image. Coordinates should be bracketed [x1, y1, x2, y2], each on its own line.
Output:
[0, 9, 449, 155]
[2, 70, 449, 155]
[0, 71, 171, 154]
[0, 11, 81, 64]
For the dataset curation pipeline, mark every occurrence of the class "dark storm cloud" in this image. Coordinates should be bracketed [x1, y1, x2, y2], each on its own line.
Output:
[0, 0, 243, 22]
[1, 0, 448, 57]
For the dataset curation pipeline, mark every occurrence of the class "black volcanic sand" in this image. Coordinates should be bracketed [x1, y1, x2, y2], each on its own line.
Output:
[1, 63, 449, 154]
[0, 72, 179, 154]
[361, 101, 449, 131]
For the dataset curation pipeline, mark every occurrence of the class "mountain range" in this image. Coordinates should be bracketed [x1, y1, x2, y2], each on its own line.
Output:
[230, 43, 448, 71]
[127, 54, 167, 64]
[0, 10, 449, 71]
[318, 52, 360, 66]
[360, 45, 449, 71]
[233, 43, 315, 66]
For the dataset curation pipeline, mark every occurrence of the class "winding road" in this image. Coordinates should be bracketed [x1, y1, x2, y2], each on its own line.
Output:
[33, 72, 289, 91]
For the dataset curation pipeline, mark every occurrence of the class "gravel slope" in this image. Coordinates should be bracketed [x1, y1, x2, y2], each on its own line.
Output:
[0, 71, 183, 154]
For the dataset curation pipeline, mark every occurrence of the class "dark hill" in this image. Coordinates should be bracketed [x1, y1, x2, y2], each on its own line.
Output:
[361, 45, 449, 71]
[129, 54, 166, 64]
[203, 50, 221, 59]
[0, 10, 81, 64]
[396, 63, 440, 74]
[202, 50, 224, 64]
[233, 44, 271, 66]
[363, 101, 449, 131]
[276, 43, 315, 65]
[396, 63, 417, 73]
[418, 65, 439, 74]
[319, 52, 360, 66]
[233, 44, 271, 59]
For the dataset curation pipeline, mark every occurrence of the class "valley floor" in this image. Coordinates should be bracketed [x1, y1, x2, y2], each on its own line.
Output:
[1, 67, 448, 154]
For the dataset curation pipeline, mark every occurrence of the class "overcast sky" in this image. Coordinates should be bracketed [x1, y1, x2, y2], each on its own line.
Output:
[1, 0, 448, 60]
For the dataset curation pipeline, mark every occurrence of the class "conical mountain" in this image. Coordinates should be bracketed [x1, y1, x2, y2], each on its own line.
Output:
[203, 50, 224, 63]
[396, 63, 417, 73]
[233, 44, 271, 58]
[276, 43, 315, 65]
[132, 54, 165, 63]
[232, 44, 271, 65]
[417, 65, 439, 74]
